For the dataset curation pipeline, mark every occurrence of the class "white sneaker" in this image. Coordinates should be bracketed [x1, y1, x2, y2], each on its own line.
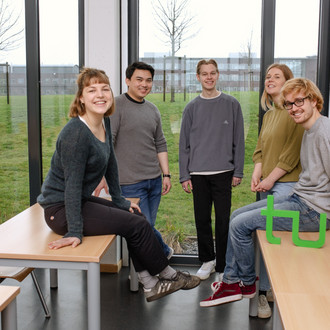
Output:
[266, 288, 274, 302]
[196, 260, 215, 280]
[167, 247, 174, 260]
[258, 295, 272, 318]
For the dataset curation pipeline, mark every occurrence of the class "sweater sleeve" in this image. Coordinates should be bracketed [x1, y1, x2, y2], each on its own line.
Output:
[154, 110, 168, 153]
[104, 118, 131, 210]
[179, 105, 192, 182]
[276, 118, 304, 173]
[60, 127, 90, 241]
[252, 111, 268, 164]
[232, 100, 245, 177]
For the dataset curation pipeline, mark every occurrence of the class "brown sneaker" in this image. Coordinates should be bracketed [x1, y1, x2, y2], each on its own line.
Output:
[174, 271, 201, 290]
[144, 277, 184, 302]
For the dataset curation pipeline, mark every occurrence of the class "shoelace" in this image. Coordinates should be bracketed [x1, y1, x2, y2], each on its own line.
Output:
[210, 281, 223, 298]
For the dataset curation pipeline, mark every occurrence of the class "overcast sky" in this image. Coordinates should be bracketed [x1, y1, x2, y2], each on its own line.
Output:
[1, 0, 320, 66]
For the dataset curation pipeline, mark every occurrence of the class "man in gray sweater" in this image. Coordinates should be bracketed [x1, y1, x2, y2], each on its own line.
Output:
[96, 62, 173, 258]
[179, 59, 245, 280]
[200, 78, 330, 307]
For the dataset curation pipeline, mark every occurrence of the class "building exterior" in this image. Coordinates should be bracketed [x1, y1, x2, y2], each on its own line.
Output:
[0, 56, 317, 96]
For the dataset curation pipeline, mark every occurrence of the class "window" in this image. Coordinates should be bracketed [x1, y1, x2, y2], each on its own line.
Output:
[139, 0, 262, 253]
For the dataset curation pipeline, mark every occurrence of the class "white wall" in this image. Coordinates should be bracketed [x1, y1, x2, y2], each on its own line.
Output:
[84, 0, 122, 96]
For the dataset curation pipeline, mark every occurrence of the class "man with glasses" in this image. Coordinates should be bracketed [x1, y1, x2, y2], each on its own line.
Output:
[200, 78, 330, 307]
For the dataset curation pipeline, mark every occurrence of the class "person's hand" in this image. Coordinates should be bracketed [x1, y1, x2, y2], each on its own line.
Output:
[182, 180, 193, 193]
[129, 202, 141, 213]
[93, 177, 109, 197]
[251, 163, 262, 192]
[162, 177, 172, 195]
[232, 177, 242, 187]
[48, 237, 81, 250]
[255, 177, 275, 193]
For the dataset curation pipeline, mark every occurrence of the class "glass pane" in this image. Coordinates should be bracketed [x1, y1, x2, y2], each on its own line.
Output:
[0, 0, 28, 223]
[39, 0, 79, 178]
[275, 0, 319, 82]
[139, 0, 262, 253]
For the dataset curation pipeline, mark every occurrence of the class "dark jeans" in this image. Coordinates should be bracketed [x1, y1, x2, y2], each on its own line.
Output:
[121, 175, 170, 256]
[44, 196, 168, 275]
[191, 171, 233, 272]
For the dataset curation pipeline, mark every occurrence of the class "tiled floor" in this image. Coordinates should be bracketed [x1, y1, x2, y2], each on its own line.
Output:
[1, 266, 273, 330]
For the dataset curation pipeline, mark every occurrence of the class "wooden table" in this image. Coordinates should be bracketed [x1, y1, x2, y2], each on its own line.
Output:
[0, 286, 20, 330]
[252, 230, 330, 330]
[0, 204, 115, 330]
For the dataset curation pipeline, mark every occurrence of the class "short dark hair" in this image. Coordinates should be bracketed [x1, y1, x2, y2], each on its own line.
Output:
[126, 61, 155, 80]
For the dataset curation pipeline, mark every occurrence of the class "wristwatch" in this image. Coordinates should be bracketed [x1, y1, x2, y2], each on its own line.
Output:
[163, 174, 171, 179]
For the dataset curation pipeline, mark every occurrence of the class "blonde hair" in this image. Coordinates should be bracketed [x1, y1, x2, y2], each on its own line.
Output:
[69, 67, 115, 118]
[260, 63, 294, 111]
[196, 59, 219, 75]
[280, 78, 324, 113]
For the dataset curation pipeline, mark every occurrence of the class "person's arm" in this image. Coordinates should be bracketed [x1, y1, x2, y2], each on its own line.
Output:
[157, 151, 172, 195]
[251, 162, 262, 192]
[104, 118, 131, 210]
[93, 177, 109, 197]
[179, 106, 192, 183]
[232, 101, 245, 178]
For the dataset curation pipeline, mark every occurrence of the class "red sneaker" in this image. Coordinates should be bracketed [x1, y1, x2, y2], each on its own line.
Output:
[240, 277, 258, 298]
[200, 282, 242, 307]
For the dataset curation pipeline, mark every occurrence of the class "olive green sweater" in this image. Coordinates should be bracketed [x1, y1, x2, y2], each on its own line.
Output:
[253, 106, 304, 182]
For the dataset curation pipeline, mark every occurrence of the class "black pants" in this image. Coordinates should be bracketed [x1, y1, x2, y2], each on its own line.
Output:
[44, 196, 169, 275]
[191, 172, 233, 272]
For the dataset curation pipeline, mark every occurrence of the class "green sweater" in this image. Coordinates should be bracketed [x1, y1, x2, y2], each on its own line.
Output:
[252, 106, 304, 182]
[37, 117, 130, 241]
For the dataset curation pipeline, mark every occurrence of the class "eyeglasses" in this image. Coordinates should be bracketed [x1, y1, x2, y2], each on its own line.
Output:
[283, 96, 309, 110]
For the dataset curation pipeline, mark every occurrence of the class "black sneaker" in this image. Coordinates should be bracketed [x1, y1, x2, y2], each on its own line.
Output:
[144, 278, 184, 302]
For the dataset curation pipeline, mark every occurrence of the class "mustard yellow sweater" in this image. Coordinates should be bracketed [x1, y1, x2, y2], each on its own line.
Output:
[252, 106, 304, 182]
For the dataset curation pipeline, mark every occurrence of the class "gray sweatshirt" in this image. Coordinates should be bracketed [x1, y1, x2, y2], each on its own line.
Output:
[111, 93, 167, 185]
[179, 93, 245, 182]
[293, 116, 330, 218]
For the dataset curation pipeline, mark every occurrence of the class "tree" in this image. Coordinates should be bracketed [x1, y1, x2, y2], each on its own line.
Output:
[0, 0, 24, 54]
[153, 0, 198, 102]
[240, 30, 255, 91]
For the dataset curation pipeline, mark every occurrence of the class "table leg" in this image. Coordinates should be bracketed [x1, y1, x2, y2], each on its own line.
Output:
[249, 232, 260, 317]
[2, 298, 18, 330]
[273, 301, 283, 330]
[130, 259, 139, 292]
[87, 262, 100, 330]
[50, 269, 58, 289]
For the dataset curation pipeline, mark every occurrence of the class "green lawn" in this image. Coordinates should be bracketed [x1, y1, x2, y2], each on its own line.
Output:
[0, 92, 259, 244]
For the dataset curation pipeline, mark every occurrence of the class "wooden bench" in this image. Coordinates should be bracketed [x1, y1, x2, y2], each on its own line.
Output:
[0, 203, 116, 330]
[0, 285, 20, 330]
[250, 230, 330, 330]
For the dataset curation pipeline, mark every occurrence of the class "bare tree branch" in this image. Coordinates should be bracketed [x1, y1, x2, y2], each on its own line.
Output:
[0, 0, 24, 52]
[152, 0, 198, 55]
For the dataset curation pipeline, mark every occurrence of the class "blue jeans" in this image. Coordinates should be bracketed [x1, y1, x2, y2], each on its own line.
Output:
[259, 181, 296, 200]
[259, 181, 296, 290]
[223, 194, 330, 285]
[121, 176, 170, 256]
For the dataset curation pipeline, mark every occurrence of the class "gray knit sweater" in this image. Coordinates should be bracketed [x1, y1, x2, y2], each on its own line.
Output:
[111, 93, 167, 185]
[179, 93, 245, 182]
[37, 117, 130, 240]
[292, 116, 330, 218]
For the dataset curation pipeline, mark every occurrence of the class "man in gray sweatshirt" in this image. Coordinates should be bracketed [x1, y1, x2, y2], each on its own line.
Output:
[179, 59, 245, 280]
[95, 62, 173, 258]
